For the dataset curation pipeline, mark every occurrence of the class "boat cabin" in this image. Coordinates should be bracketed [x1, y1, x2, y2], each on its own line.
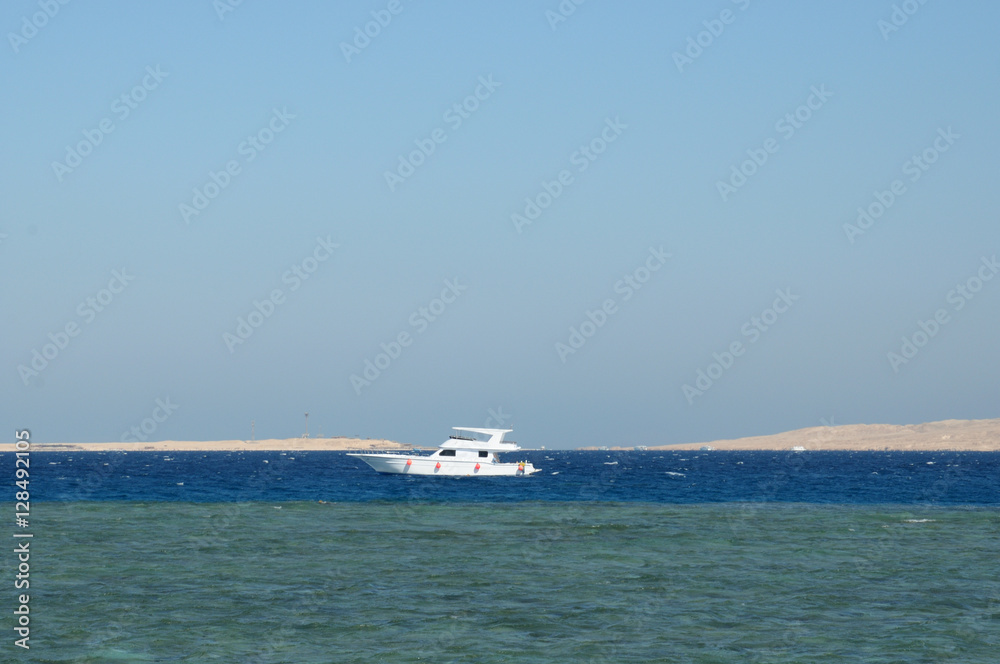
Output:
[427, 427, 520, 464]
[432, 448, 499, 463]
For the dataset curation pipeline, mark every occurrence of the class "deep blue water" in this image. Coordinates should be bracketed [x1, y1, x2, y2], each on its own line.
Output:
[13, 449, 1000, 503]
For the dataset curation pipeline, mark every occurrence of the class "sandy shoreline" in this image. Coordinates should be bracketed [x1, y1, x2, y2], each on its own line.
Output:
[1, 437, 413, 453]
[581, 418, 1000, 452]
[4, 418, 998, 452]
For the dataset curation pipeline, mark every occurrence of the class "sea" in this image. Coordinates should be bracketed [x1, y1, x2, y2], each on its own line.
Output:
[6, 450, 999, 662]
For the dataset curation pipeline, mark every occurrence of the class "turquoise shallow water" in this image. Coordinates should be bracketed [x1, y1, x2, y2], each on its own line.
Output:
[17, 502, 1000, 662]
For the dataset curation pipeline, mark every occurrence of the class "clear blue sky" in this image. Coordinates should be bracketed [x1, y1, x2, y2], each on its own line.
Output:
[3, 0, 998, 448]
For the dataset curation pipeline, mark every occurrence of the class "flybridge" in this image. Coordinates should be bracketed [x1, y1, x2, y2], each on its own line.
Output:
[441, 428, 520, 452]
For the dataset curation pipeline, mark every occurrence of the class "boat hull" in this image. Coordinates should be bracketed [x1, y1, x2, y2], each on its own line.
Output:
[348, 453, 539, 477]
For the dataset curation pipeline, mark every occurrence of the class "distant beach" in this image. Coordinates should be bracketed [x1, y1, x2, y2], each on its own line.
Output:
[584, 418, 1000, 452]
[5, 418, 998, 453]
[2, 437, 412, 453]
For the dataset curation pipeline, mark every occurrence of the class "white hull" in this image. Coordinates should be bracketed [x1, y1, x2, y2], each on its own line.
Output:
[348, 453, 539, 477]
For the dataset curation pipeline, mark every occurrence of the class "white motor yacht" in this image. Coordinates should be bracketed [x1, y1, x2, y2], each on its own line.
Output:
[348, 427, 539, 476]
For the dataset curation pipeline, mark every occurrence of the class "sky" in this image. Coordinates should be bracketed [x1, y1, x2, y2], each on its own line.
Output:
[3, 0, 999, 449]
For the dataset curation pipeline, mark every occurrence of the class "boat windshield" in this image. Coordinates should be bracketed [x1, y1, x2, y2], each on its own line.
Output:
[450, 430, 499, 444]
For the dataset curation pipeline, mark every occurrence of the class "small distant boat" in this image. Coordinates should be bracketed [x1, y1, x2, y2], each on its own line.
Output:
[791, 446, 806, 452]
[700, 446, 714, 451]
[348, 427, 539, 477]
